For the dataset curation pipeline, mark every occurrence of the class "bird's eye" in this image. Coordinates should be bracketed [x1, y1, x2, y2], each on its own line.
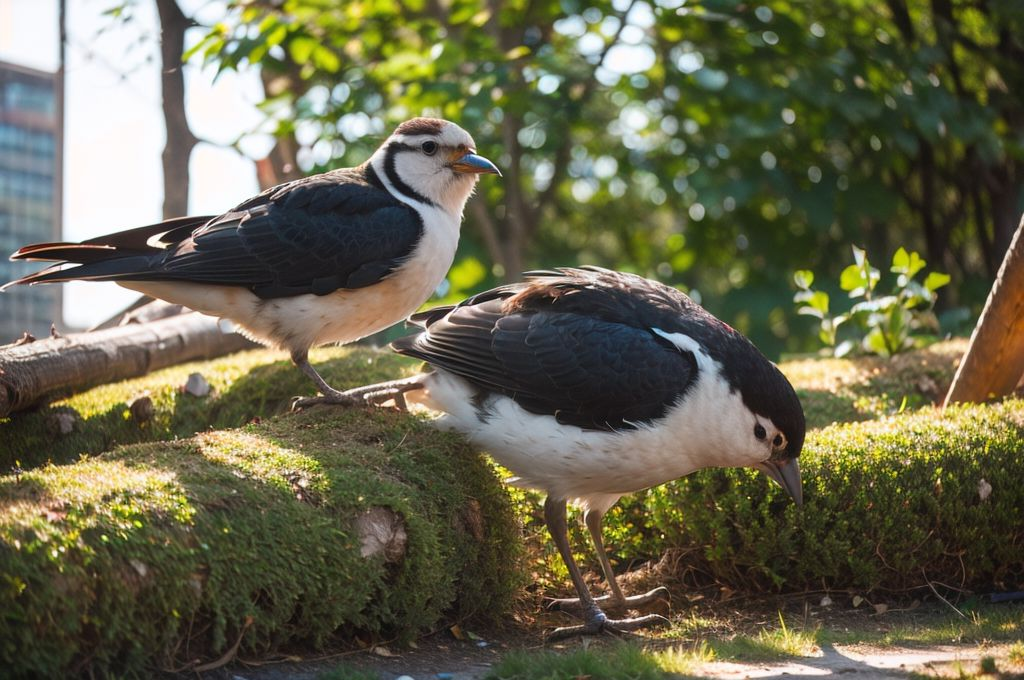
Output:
[773, 434, 785, 448]
[754, 424, 767, 440]
[421, 140, 438, 155]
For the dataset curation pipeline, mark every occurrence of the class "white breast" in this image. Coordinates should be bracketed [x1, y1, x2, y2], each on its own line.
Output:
[415, 366, 756, 508]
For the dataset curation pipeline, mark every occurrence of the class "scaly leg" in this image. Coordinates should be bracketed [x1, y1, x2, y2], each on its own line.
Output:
[289, 349, 359, 409]
[548, 508, 669, 614]
[543, 497, 668, 640]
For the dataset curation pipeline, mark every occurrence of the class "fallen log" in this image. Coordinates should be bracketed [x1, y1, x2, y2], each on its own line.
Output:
[0, 312, 255, 417]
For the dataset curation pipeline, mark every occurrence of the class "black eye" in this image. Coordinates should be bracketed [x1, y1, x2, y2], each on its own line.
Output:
[421, 140, 438, 155]
[773, 434, 784, 448]
[754, 424, 766, 440]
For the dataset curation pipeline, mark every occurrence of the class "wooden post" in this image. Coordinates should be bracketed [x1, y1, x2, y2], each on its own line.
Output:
[944, 214, 1024, 406]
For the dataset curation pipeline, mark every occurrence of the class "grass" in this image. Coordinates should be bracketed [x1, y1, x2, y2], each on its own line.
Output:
[485, 602, 1023, 679]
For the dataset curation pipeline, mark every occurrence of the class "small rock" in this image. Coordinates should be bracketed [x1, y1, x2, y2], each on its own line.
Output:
[182, 372, 211, 397]
[129, 396, 154, 423]
[978, 478, 992, 502]
[49, 409, 78, 435]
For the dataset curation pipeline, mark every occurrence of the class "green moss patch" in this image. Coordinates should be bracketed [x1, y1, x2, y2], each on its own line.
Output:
[1, 345, 420, 469]
[0, 407, 522, 678]
[602, 398, 1024, 594]
[785, 339, 965, 429]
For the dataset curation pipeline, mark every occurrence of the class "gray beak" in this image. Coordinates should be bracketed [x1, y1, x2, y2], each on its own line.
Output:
[754, 458, 803, 506]
[450, 152, 502, 177]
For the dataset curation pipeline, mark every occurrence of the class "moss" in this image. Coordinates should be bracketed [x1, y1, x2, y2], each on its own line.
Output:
[0, 407, 523, 678]
[1, 345, 420, 469]
[785, 339, 965, 429]
[607, 398, 1024, 594]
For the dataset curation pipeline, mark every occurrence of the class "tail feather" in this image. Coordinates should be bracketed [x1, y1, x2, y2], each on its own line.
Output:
[11, 243, 118, 263]
[1, 255, 158, 291]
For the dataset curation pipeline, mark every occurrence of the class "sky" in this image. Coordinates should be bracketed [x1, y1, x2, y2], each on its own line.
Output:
[0, 0, 269, 328]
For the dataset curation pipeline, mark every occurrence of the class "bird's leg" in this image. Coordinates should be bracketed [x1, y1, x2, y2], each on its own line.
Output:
[290, 349, 359, 409]
[548, 508, 670, 614]
[332, 377, 425, 411]
[543, 498, 669, 640]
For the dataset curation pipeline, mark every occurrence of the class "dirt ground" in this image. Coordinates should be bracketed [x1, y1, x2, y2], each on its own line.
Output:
[195, 595, 1023, 680]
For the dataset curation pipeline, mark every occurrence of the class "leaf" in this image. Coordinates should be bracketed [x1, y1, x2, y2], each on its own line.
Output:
[372, 645, 398, 657]
[852, 595, 864, 608]
[505, 45, 531, 60]
[923, 271, 951, 292]
[840, 264, 867, 293]
[891, 248, 926, 278]
[793, 269, 814, 290]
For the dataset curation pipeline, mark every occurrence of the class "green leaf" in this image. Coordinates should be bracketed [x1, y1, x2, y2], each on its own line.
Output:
[891, 247, 926, 278]
[923, 271, 951, 292]
[840, 264, 867, 293]
[793, 270, 814, 290]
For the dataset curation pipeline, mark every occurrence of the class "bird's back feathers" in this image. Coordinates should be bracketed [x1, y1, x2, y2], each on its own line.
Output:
[5, 166, 424, 299]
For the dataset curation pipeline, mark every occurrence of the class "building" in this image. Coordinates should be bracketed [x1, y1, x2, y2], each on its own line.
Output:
[0, 59, 62, 343]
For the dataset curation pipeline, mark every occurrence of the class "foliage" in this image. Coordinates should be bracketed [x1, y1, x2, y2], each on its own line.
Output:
[0, 407, 523, 678]
[0, 345, 420, 470]
[794, 245, 951, 357]
[173, 0, 1022, 356]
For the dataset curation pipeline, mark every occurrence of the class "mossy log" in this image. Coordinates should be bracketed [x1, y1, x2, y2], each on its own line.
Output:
[0, 312, 255, 418]
[1, 345, 419, 470]
[0, 407, 522, 678]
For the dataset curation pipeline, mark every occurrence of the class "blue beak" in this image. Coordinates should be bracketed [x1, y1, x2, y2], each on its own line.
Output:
[451, 152, 501, 177]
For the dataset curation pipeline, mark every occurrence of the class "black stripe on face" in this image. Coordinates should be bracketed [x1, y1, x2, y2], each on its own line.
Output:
[384, 142, 437, 208]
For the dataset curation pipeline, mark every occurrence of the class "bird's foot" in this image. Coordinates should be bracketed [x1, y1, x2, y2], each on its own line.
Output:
[290, 388, 360, 411]
[290, 378, 424, 412]
[547, 586, 670, 614]
[547, 609, 670, 641]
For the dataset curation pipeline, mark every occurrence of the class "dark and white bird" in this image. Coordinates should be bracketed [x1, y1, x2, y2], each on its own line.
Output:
[357, 266, 805, 636]
[3, 117, 500, 406]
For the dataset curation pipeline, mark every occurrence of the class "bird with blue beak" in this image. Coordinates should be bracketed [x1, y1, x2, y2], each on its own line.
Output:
[4, 118, 500, 407]
[350, 266, 805, 637]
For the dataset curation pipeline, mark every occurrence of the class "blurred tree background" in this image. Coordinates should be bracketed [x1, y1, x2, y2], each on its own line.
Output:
[181, 0, 1023, 358]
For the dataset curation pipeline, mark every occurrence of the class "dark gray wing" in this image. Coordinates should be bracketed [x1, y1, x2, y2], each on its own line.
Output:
[394, 294, 697, 431]
[8, 169, 423, 299]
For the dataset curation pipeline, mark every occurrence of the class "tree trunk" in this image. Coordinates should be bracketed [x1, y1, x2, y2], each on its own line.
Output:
[0, 313, 255, 417]
[155, 0, 198, 218]
[944, 213, 1024, 406]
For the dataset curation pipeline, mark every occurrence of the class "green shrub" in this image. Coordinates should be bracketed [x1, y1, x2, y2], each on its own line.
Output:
[606, 399, 1024, 594]
[793, 245, 951, 357]
[0, 407, 523, 678]
[1, 346, 419, 469]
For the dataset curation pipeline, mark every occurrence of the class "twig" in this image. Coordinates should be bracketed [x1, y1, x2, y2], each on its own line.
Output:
[193, 615, 254, 672]
[922, 570, 968, 619]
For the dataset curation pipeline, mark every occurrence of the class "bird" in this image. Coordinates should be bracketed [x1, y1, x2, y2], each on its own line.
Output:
[351, 266, 805, 637]
[3, 117, 501, 407]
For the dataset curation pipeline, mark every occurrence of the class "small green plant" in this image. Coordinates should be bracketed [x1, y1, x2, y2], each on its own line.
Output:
[794, 245, 951, 357]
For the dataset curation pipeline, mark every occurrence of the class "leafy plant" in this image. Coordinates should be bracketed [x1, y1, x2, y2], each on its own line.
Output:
[794, 246, 951, 357]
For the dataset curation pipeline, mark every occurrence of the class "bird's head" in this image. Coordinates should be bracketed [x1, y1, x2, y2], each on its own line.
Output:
[743, 361, 805, 506]
[370, 117, 500, 217]
[652, 309, 805, 506]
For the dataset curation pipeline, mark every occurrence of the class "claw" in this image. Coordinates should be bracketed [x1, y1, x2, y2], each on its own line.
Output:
[547, 586, 670, 614]
[547, 613, 670, 641]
